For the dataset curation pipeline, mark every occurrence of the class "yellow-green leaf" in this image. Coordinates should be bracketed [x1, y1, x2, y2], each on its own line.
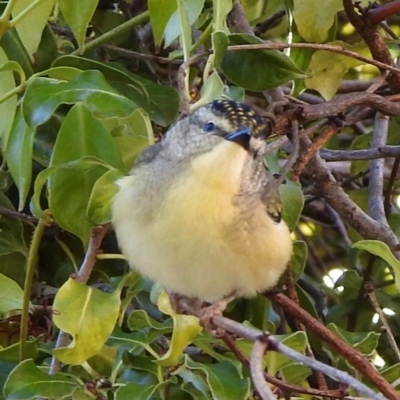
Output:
[156, 291, 203, 366]
[53, 278, 121, 364]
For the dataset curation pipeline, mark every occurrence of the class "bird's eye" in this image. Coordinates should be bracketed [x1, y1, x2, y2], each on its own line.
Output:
[203, 122, 216, 133]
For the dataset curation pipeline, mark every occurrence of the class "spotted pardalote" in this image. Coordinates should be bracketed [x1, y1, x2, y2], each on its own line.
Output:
[112, 100, 292, 303]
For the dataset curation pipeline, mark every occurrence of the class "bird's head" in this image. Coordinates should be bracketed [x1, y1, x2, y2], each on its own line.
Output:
[164, 100, 273, 158]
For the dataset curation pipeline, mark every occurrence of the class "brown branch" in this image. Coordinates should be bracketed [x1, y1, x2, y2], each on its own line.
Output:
[265, 292, 399, 400]
[302, 136, 399, 251]
[367, 0, 400, 26]
[297, 93, 400, 120]
[0, 205, 38, 224]
[342, 0, 400, 92]
[293, 125, 339, 181]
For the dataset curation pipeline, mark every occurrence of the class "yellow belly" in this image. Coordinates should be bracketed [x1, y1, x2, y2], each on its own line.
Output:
[112, 141, 292, 302]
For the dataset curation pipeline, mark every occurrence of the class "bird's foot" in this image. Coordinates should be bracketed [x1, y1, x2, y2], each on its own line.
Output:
[198, 291, 237, 336]
[168, 292, 203, 314]
[167, 291, 237, 336]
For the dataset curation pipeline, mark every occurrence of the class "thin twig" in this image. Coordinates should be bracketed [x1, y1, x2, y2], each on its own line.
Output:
[384, 158, 400, 217]
[0, 205, 38, 224]
[366, 284, 400, 363]
[177, 52, 208, 114]
[293, 124, 339, 181]
[320, 146, 400, 161]
[250, 340, 277, 400]
[369, 113, 389, 223]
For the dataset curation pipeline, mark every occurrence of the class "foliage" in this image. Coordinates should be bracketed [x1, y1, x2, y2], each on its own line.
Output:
[0, 0, 399, 399]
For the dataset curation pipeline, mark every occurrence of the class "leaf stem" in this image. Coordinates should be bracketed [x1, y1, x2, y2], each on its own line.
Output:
[19, 214, 49, 361]
[0, 83, 24, 105]
[0, 0, 17, 33]
[9, 0, 46, 27]
[70, 10, 149, 56]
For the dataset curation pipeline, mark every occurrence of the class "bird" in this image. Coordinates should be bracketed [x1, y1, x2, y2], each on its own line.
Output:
[112, 100, 292, 313]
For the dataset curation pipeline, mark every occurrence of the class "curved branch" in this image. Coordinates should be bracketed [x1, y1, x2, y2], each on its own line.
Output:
[250, 340, 277, 400]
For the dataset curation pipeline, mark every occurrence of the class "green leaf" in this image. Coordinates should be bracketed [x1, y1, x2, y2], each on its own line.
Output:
[48, 103, 122, 242]
[305, 41, 370, 100]
[91, 10, 129, 46]
[12, 0, 56, 59]
[327, 323, 380, 355]
[352, 240, 400, 292]
[0, 273, 25, 316]
[52, 55, 147, 96]
[156, 292, 203, 366]
[115, 382, 159, 400]
[0, 253, 27, 287]
[6, 108, 34, 210]
[221, 34, 306, 91]
[164, 0, 205, 48]
[4, 359, 78, 399]
[105, 108, 153, 172]
[110, 78, 179, 127]
[290, 241, 307, 282]
[53, 278, 121, 365]
[87, 169, 124, 225]
[212, 0, 233, 32]
[0, 340, 38, 363]
[264, 331, 308, 376]
[0, 59, 25, 85]
[212, 30, 229, 67]
[0, 29, 34, 79]
[31, 156, 113, 220]
[186, 357, 250, 400]
[58, 0, 98, 51]
[127, 309, 172, 332]
[148, 0, 177, 47]
[281, 363, 311, 385]
[292, 0, 342, 43]
[280, 179, 304, 231]
[0, 192, 27, 257]
[177, 0, 192, 60]
[52, 56, 179, 126]
[0, 47, 18, 151]
[39, 66, 83, 81]
[195, 72, 225, 108]
[22, 70, 138, 130]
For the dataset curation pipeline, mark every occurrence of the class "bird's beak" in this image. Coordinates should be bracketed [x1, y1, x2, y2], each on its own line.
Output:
[224, 127, 251, 149]
[225, 127, 251, 141]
